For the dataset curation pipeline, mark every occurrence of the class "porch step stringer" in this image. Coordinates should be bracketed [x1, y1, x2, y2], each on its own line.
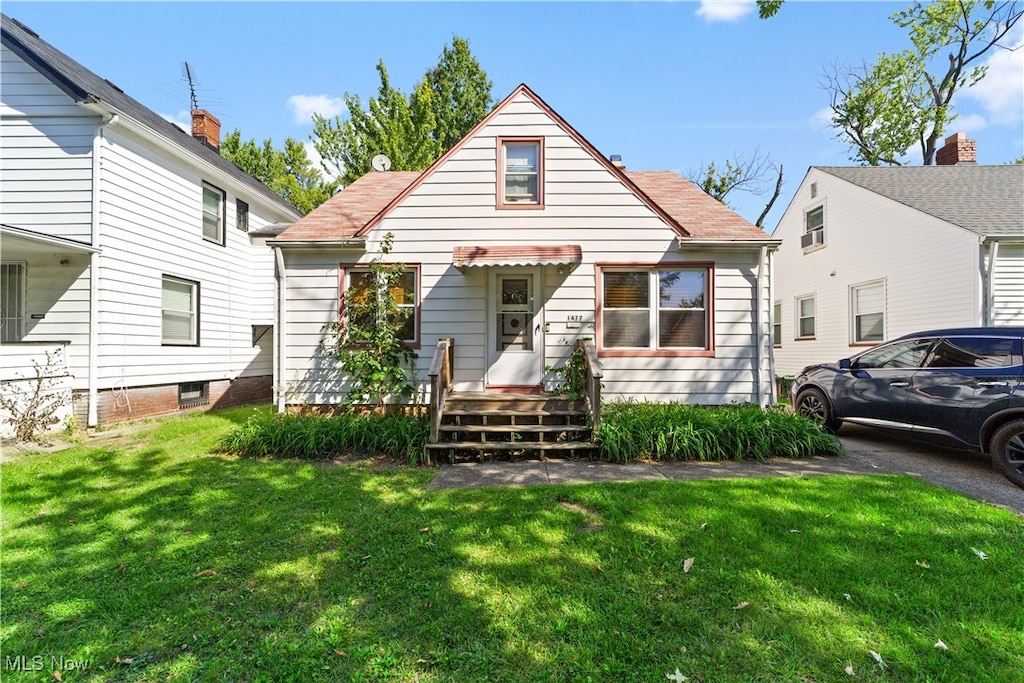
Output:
[426, 392, 598, 463]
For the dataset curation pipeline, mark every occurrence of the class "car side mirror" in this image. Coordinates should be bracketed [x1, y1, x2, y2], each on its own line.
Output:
[839, 358, 852, 370]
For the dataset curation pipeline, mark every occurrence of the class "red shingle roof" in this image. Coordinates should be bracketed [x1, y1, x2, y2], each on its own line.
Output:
[626, 171, 770, 240]
[275, 169, 769, 242]
[274, 172, 419, 241]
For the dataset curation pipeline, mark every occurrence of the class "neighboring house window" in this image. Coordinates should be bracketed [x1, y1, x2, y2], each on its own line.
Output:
[236, 199, 249, 232]
[342, 265, 420, 346]
[162, 276, 199, 345]
[600, 266, 712, 356]
[851, 280, 885, 344]
[801, 205, 824, 249]
[796, 295, 815, 338]
[1, 262, 25, 342]
[202, 182, 225, 244]
[179, 382, 209, 408]
[773, 301, 782, 347]
[499, 138, 543, 208]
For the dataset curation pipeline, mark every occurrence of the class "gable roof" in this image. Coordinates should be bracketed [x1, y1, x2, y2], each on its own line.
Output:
[275, 85, 771, 244]
[1, 13, 299, 217]
[815, 165, 1023, 239]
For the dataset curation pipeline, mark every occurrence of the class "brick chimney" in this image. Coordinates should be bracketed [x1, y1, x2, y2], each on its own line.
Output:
[936, 132, 976, 166]
[191, 109, 221, 151]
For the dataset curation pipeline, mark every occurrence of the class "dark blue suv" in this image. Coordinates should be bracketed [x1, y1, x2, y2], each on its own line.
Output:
[790, 328, 1024, 489]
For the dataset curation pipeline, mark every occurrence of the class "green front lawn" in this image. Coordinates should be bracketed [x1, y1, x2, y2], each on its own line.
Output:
[3, 406, 1022, 681]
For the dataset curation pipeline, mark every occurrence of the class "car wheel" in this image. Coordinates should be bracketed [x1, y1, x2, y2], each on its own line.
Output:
[795, 388, 841, 433]
[990, 419, 1024, 490]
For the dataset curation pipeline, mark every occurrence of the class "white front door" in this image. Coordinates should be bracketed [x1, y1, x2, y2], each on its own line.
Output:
[487, 268, 544, 387]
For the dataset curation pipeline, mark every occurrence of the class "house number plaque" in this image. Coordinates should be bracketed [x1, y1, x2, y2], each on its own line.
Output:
[566, 314, 583, 329]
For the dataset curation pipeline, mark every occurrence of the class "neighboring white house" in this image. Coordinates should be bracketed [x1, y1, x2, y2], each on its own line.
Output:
[270, 84, 781, 410]
[0, 14, 301, 435]
[772, 134, 1024, 376]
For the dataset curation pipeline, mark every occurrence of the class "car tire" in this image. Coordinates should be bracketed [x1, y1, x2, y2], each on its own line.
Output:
[990, 419, 1024, 490]
[795, 388, 842, 433]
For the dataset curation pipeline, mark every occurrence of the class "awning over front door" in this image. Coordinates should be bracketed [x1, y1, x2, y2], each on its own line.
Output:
[453, 245, 582, 269]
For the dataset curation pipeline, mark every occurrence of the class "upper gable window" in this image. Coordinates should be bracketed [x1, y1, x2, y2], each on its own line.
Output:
[801, 205, 824, 250]
[499, 138, 543, 208]
[202, 182, 225, 245]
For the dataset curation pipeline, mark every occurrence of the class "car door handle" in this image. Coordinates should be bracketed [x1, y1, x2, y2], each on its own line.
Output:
[889, 381, 910, 387]
[977, 381, 1009, 387]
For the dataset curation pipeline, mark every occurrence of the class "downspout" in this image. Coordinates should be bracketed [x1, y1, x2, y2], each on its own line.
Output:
[273, 245, 287, 412]
[87, 113, 119, 427]
[984, 240, 999, 326]
[755, 245, 768, 407]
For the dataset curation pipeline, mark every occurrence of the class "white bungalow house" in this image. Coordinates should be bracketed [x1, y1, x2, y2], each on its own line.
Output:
[0, 14, 301, 436]
[270, 84, 781, 433]
[772, 134, 1024, 376]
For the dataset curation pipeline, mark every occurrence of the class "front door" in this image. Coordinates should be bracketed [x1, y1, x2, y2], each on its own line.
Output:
[487, 269, 543, 387]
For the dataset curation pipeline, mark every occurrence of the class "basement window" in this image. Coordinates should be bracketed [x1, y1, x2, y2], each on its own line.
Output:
[178, 382, 209, 408]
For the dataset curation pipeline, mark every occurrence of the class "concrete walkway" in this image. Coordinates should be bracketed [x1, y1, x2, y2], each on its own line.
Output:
[428, 425, 1024, 516]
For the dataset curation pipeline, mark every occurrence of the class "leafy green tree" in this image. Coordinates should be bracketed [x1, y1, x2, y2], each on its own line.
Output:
[221, 130, 336, 214]
[425, 36, 494, 150]
[319, 233, 418, 407]
[825, 0, 1022, 165]
[312, 36, 493, 186]
[313, 62, 441, 186]
[756, 0, 784, 19]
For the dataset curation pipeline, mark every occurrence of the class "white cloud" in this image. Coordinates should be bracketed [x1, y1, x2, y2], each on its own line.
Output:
[810, 107, 834, 131]
[962, 26, 1024, 126]
[950, 112, 988, 133]
[160, 110, 191, 132]
[696, 1, 755, 22]
[288, 94, 346, 125]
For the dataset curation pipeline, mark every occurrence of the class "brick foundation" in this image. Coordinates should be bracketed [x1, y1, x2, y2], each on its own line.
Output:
[75, 375, 273, 427]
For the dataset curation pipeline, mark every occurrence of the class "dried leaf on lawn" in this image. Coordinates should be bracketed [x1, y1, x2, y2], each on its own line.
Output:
[683, 557, 694, 573]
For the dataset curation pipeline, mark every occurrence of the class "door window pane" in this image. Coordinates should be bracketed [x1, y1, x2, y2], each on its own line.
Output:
[1, 262, 24, 343]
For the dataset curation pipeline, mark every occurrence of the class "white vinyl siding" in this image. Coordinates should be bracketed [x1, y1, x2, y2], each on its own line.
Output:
[992, 244, 1024, 326]
[851, 280, 885, 343]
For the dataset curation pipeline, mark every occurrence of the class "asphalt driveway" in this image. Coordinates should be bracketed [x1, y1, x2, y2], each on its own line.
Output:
[429, 425, 1024, 517]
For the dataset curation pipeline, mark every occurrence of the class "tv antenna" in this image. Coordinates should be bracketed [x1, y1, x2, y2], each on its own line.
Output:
[183, 61, 199, 110]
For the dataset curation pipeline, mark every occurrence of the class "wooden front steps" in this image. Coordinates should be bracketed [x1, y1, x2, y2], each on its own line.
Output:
[426, 392, 597, 463]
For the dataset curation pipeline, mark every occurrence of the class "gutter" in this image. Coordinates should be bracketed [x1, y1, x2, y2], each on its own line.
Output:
[265, 239, 367, 249]
[678, 238, 782, 249]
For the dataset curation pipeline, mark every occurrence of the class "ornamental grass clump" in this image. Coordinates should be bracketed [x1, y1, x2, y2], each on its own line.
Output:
[594, 401, 841, 463]
[220, 411, 429, 463]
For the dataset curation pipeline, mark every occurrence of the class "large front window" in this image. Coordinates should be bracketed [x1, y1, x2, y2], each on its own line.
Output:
[344, 266, 419, 346]
[601, 267, 710, 354]
[500, 138, 542, 207]
[162, 276, 198, 345]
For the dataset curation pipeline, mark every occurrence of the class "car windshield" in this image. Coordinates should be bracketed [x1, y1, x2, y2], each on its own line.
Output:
[853, 339, 934, 369]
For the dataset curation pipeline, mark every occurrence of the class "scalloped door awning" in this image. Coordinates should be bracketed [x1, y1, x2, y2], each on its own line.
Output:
[452, 245, 582, 269]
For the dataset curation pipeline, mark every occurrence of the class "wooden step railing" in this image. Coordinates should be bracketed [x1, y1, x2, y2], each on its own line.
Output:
[428, 338, 454, 452]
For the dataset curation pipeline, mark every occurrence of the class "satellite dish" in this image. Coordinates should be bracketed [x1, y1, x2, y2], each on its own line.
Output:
[371, 154, 391, 172]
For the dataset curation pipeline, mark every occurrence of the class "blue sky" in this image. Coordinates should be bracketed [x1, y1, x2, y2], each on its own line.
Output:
[6, 1, 1022, 229]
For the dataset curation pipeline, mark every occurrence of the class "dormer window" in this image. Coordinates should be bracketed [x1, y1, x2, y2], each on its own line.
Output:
[499, 138, 543, 208]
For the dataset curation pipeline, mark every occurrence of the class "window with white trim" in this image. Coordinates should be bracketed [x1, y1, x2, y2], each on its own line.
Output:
[796, 295, 815, 338]
[851, 281, 885, 343]
[801, 205, 824, 249]
[202, 182, 225, 244]
[162, 276, 199, 345]
[1, 262, 25, 343]
[601, 268, 709, 352]
[343, 266, 419, 345]
[500, 139, 542, 206]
